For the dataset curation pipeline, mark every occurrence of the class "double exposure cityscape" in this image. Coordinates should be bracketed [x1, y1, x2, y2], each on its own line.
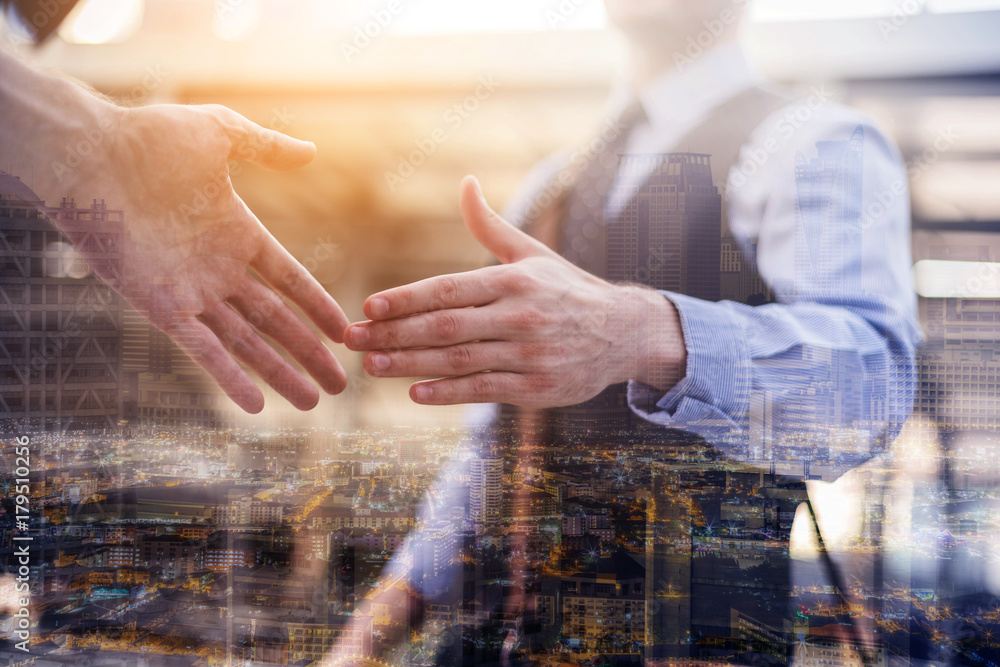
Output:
[4, 1, 1000, 666]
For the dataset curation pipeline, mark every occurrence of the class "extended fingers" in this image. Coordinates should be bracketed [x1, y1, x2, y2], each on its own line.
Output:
[229, 277, 347, 395]
[364, 265, 508, 321]
[165, 318, 265, 414]
[363, 342, 538, 378]
[410, 372, 528, 405]
[198, 303, 320, 411]
[251, 230, 350, 343]
[346, 306, 518, 352]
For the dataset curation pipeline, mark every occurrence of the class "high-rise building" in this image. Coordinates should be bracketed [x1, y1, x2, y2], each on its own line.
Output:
[562, 550, 645, 654]
[469, 449, 503, 533]
[0, 173, 124, 431]
[398, 438, 427, 466]
[122, 308, 224, 428]
[792, 127, 864, 299]
[411, 520, 458, 591]
[609, 153, 722, 300]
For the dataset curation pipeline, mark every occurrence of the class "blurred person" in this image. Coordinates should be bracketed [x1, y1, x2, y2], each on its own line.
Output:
[0, 0, 349, 413]
[344, 0, 922, 663]
[347, 1, 919, 450]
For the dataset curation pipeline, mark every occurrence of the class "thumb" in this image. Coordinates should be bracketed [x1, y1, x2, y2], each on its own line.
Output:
[208, 104, 316, 171]
[460, 175, 553, 264]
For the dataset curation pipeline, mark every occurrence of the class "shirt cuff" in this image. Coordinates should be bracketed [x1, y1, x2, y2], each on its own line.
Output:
[628, 292, 752, 426]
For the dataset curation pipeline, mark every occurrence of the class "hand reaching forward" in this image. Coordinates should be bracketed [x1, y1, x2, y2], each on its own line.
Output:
[53, 103, 349, 413]
[345, 176, 687, 408]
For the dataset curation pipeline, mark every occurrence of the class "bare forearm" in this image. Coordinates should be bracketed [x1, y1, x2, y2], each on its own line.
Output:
[0, 45, 120, 203]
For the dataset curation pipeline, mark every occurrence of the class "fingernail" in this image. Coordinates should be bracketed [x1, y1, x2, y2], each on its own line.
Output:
[348, 326, 368, 347]
[370, 297, 389, 319]
[370, 353, 390, 372]
[414, 384, 433, 402]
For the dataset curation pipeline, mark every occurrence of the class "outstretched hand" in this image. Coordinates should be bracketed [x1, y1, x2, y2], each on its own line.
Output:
[58, 103, 349, 413]
[345, 176, 686, 408]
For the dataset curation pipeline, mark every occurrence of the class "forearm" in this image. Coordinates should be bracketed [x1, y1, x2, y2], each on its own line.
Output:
[0, 45, 120, 204]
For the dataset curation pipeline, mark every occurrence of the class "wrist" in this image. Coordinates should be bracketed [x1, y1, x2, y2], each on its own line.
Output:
[35, 92, 125, 206]
[0, 47, 127, 206]
[610, 285, 687, 393]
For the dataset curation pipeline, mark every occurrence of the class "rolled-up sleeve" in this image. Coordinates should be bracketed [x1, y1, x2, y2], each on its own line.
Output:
[628, 103, 923, 466]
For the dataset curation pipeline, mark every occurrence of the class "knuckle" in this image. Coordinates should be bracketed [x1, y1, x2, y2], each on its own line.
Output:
[306, 340, 330, 361]
[527, 374, 557, 395]
[518, 342, 546, 365]
[433, 276, 461, 308]
[507, 307, 547, 333]
[471, 374, 500, 400]
[445, 345, 474, 370]
[379, 322, 400, 347]
[433, 312, 461, 339]
[499, 266, 532, 293]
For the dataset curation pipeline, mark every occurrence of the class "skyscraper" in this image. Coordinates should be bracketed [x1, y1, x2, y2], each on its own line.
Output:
[792, 126, 865, 298]
[0, 172, 123, 431]
[469, 449, 503, 534]
[609, 153, 722, 301]
[398, 438, 427, 467]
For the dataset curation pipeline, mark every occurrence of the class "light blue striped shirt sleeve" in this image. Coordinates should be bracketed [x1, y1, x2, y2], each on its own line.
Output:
[627, 103, 923, 467]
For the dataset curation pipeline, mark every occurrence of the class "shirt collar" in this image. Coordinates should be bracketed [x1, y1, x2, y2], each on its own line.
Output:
[610, 44, 762, 132]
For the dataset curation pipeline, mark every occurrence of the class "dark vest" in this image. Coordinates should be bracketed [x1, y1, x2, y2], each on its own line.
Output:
[502, 86, 792, 448]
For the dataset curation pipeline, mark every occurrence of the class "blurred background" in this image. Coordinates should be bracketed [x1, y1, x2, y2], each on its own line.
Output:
[6, 0, 1000, 433]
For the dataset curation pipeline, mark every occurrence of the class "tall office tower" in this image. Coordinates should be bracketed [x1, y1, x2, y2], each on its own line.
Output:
[720, 237, 772, 305]
[469, 449, 503, 533]
[122, 306, 222, 428]
[412, 520, 458, 591]
[792, 126, 864, 298]
[609, 153, 722, 301]
[0, 173, 123, 431]
[398, 438, 427, 466]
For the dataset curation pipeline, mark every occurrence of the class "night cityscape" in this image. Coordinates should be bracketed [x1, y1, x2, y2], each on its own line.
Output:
[3, 146, 1000, 665]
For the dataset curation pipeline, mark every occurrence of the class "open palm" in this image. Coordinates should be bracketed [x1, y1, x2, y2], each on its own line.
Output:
[59, 103, 348, 413]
